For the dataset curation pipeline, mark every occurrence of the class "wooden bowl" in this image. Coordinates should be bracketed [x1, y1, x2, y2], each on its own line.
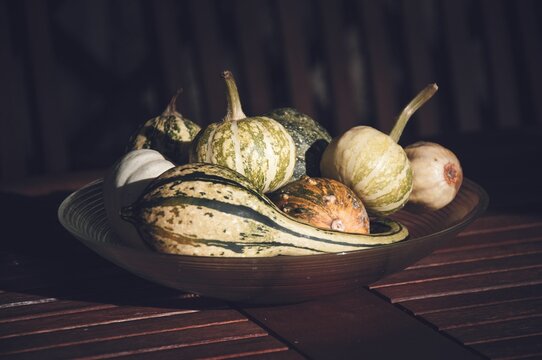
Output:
[58, 178, 488, 304]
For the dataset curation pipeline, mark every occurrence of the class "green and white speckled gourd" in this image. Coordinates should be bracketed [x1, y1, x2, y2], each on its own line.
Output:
[121, 163, 408, 257]
[320, 84, 438, 216]
[193, 71, 296, 193]
[128, 90, 201, 164]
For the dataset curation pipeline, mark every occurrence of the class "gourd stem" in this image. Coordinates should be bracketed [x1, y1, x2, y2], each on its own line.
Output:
[389, 83, 438, 143]
[223, 70, 247, 121]
[163, 89, 182, 116]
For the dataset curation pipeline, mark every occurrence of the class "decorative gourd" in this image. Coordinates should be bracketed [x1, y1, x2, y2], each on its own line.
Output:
[127, 90, 201, 164]
[265, 108, 332, 181]
[320, 84, 438, 216]
[103, 149, 174, 249]
[192, 71, 295, 193]
[121, 163, 408, 257]
[405, 141, 463, 211]
[269, 176, 370, 234]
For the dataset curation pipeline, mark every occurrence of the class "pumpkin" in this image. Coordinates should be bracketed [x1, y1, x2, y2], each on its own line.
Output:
[265, 108, 332, 182]
[320, 84, 438, 216]
[269, 176, 370, 234]
[127, 90, 201, 164]
[103, 149, 174, 249]
[192, 71, 295, 193]
[121, 163, 408, 257]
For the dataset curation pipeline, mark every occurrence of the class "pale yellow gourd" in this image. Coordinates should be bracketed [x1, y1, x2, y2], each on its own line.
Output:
[320, 84, 438, 216]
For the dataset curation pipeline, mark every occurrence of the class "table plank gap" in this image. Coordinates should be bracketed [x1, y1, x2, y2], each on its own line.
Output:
[374, 267, 542, 303]
[372, 253, 542, 288]
[397, 285, 542, 315]
[438, 232, 542, 254]
[0, 316, 248, 356]
[470, 333, 542, 360]
[407, 241, 542, 269]
[458, 215, 542, 234]
[419, 298, 542, 330]
[103, 335, 295, 360]
[446, 316, 542, 346]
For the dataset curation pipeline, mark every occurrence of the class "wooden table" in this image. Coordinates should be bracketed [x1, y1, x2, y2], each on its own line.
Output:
[1, 172, 541, 359]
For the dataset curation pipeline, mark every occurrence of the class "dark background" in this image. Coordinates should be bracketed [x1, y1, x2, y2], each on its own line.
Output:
[1, 0, 541, 210]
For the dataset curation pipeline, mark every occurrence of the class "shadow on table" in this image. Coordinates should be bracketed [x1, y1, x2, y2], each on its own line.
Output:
[0, 191, 230, 310]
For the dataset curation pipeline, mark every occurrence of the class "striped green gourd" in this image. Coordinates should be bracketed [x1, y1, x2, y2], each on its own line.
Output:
[320, 84, 438, 216]
[192, 71, 295, 193]
[265, 108, 332, 182]
[121, 163, 408, 257]
[128, 90, 201, 164]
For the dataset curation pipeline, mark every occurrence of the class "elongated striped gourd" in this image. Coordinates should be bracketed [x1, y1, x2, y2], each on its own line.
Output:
[192, 71, 295, 193]
[320, 84, 438, 216]
[122, 163, 408, 257]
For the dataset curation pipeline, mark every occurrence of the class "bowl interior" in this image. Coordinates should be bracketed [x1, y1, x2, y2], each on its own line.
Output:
[58, 178, 488, 304]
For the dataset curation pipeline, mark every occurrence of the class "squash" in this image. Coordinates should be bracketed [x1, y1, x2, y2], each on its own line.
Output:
[265, 108, 332, 181]
[269, 176, 370, 234]
[103, 149, 174, 249]
[121, 162, 408, 257]
[192, 71, 295, 193]
[320, 84, 438, 216]
[405, 141, 463, 211]
[127, 90, 201, 164]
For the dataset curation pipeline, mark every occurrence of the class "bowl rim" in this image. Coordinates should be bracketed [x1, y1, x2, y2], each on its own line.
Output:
[58, 177, 489, 262]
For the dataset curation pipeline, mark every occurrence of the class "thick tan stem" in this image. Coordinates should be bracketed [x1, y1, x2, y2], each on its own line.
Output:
[389, 83, 438, 143]
[223, 71, 247, 121]
[163, 89, 182, 116]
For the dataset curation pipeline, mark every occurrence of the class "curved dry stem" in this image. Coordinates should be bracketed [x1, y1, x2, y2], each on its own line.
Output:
[389, 83, 438, 143]
[163, 89, 183, 116]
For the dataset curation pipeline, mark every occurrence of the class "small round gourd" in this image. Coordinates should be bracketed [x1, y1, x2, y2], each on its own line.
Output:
[405, 141, 463, 211]
[127, 91, 201, 164]
[269, 176, 370, 234]
[320, 84, 438, 216]
[193, 71, 295, 193]
[265, 108, 332, 182]
[103, 149, 174, 249]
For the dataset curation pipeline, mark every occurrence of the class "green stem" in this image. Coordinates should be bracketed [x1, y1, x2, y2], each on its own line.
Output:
[389, 83, 438, 143]
[163, 89, 182, 116]
[223, 70, 246, 121]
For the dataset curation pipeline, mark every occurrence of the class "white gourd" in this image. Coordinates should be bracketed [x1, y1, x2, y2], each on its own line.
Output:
[103, 149, 174, 249]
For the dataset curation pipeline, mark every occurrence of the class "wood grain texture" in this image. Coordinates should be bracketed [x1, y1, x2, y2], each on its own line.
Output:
[372, 214, 542, 360]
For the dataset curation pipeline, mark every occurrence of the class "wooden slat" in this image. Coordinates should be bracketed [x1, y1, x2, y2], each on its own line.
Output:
[189, 0, 225, 124]
[448, 316, 542, 346]
[318, 0, 356, 135]
[23, 0, 68, 173]
[375, 266, 542, 303]
[358, 0, 399, 134]
[276, 0, 315, 117]
[421, 298, 542, 330]
[233, 0, 271, 114]
[409, 239, 542, 269]
[0, 310, 246, 356]
[441, 0, 483, 132]
[123, 336, 295, 360]
[372, 253, 542, 289]
[152, 0, 183, 96]
[401, 0, 440, 137]
[480, 0, 520, 129]
[2, 321, 267, 360]
[398, 284, 542, 315]
[240, 287, 481, 359]
[516, 0, 542, 125]
[470, 333, 542, 360]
